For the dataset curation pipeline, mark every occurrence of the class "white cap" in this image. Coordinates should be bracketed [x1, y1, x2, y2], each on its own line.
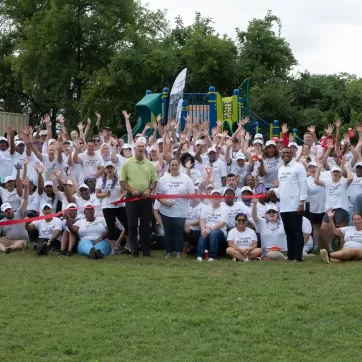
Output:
[44, 181, 53, 187]
[104, 161, 114, 168]
[235, 152, 245, 160]
[210, 189, 221, 195]
[39, 130, 47, 135]
[4, 176, 15, 183]
[331, 166, 341, 173]
[241, 186, 253, 193]
[223, 187, 235, 195]
[216, 133, 223, 138]
[15, 140, 25, 146]
[266, 205, 279, 212]
[137, 137, 146, 144]
[207, 147, 216, 153]
[156, 138, 163, 144]
[265, 140, 276, 147]
[78, 184, 89, 190]
[288, 142, 298, 148]
[48, 139, 56, 145]
[308, 161, 317, 167]
[194, 178, 203, 185]
[66, 180, 73, 185]
[14, 135, 19, 141]
[254, 133, 263, 139]
[206, 184, 214, 189]
[355, 162, 362, 168]
[253, 139, 264, 145]
[1, 203, 12, 212]
[67, 203, 77, 209]
[83, 202, 94, 208]
[0, 136, 8, 142]
[42, 203, 52, 210]
[122, 143, 132, 150]
[195, 140, 203, 146]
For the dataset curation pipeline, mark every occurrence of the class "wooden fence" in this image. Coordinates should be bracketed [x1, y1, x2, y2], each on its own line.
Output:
[0, 112, 29, 136]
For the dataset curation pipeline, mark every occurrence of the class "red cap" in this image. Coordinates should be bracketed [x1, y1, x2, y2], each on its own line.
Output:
[272, 136, 281, 142]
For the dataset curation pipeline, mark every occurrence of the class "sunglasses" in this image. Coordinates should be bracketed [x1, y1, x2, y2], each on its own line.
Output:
[94, 139, 100, 142]
[79, 188, 88, 192]
[267, 210, 278, 214]
[237, 218, 246, 222]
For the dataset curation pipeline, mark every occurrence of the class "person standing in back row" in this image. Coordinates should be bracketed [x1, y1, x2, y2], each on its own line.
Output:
[120, 139, 158, 257]
[267, 147, 308, 262]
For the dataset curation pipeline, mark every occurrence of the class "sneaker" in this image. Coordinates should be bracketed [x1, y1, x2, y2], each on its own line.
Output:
[165, 253, 172, 259]
[196, 257, 203, 262]
[95, 249, 104, 259]
[208, 258, 215, 262]
[320, 249, 330, 264]
[111, 249, 116, 255]
[4, 247, 13, 254]
[66, 251, 73, 257]
[176, 252, 182, 259]
[89, 247, 97, 260]
[255, 257, 262, 261]
[36, 243, 48, 256]
[231, 257, 236, 262]
[58, 250, 66, 257]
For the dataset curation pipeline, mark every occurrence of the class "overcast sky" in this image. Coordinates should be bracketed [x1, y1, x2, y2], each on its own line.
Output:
[147, 0, 362, 77]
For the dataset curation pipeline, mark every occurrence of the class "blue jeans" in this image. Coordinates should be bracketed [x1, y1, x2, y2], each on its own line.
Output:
[77, 239, 111, 256]
[197, 230, 226, 259]
[160, 213, 186, 253]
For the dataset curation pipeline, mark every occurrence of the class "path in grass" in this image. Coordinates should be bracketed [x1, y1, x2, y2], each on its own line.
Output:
[0, 250, 361, 362]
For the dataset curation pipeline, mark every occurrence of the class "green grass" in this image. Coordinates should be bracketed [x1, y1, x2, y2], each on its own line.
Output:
[1, 250, 362, 362]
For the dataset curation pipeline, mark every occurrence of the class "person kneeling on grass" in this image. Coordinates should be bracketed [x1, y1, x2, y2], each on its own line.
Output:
[65, 203, 110, 260]
[226, 213, 262, 261]
[320, 210, 362, 263]
[26, 203, 62, 256]
[58, 203, 79, 257]
[196, 189, 228, 262]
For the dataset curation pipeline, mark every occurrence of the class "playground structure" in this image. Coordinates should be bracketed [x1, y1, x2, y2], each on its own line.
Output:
[130, 79, 303, 142]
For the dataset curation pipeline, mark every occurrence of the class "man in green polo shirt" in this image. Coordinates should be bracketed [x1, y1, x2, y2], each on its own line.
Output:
[120, 140, 158, 257]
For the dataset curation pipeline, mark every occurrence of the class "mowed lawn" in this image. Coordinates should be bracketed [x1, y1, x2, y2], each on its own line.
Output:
[1, 250, 361, 362]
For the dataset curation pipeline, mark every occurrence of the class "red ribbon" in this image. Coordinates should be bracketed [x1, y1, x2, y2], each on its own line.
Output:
[0, 193, 266, 226]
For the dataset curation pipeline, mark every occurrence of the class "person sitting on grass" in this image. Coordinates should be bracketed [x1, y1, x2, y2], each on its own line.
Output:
[320, 210, 362, 263]
[251, 198, 288, 260]
[196, 189, 228, 262]
[65, 204, 110, 260]
[226, 213, 262, 261]
[0, 178, 30, 253]
[26, 203, 63, 256]
[58, 203, 79, 257]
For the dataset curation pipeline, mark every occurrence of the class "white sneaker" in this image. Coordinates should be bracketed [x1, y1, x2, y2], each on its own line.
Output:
[320, 249, 330, 264]
[208, 258, 215, 262]
[232, 257, 236, 262]
[196, 257, 203, 262]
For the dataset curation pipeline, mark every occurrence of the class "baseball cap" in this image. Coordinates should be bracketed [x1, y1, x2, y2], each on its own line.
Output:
[39, 130, 47, 136]
[266, 205, 279, 212]
[206, 184, 214, 189]
[288, 142, 298, 148]
[308, 161, 317, 167]
[83, 202, 94, 208]
[331, 166, 341, 173]
[272, 136, 281, 142]
[156, 138, 164, 144]
[253, 139, 264, 146]
[0, 136, 8, 142]
[223, 187, 235, 195]
[48, 139, 56, 145]
[4, 176, 15, 183]
[355, 162, 362, 168]
[235, 152, 245, 160]
[138, 137, 146, 144]
[254, 133, 263, 139]
[104, 161, 114, 168]
[195, 140, 203, 146]
[67, 203, 77, 209]
[78, 184, 89, 190]
[1, 203, 12, 212]
[207, 147, 216, 153]
[44, 181, 53, 187]
[66, 180, 73, 185]
[265, 140, 276, 147]
[42, 203, 52, 210]
[15, 140, 25, 146]
[122, 143, 132, 150]
[210, 189, 221, 195]
[241, 186, 253, 193]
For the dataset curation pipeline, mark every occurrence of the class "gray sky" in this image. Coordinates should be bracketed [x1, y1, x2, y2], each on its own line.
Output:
[147, 0, 362, 76]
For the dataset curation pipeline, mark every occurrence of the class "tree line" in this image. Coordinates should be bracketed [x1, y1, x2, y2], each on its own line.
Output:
[1, 1, 362, 137]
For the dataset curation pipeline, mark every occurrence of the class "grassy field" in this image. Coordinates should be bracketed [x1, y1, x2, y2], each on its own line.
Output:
[1, 250, 361, 362]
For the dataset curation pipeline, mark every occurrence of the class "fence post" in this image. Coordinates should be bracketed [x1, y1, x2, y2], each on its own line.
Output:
[208, 86, 217, 134]
[181, 100, 187, 131]
[162, 87, 169, 125]
[273, 120, 279, 137]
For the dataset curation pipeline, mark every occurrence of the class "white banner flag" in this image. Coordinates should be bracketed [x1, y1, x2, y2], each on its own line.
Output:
[168, 68, 187, 124]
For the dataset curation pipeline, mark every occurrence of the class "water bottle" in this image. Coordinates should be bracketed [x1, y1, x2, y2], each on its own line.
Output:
[204, 249, 209, 260]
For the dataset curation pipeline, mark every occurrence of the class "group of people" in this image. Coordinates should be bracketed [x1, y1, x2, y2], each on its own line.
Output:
[1, 112, 362, 264]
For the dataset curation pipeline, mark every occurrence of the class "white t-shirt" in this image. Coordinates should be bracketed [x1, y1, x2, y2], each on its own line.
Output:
[323, 178, 349, 211]
[156, 173, 194, 218]
[227, 227, 257, 248]
[180, 166, 202, 184]
[32, 218, 62, 240]
[185, 202, 203, 231]
[27, 192, 40, 211]
[222, 201, 251, 229]
[302, 216, 313, 252]
[307, 176, 326, 214]
[200, 204, 228, 236]
[75, 194, 101, 217]
[259, 157, 283, 188]
[74, 217, 107, 240]
[347, 175, 362, 208]
[0, 149, 15, 179]
[201, 159, 227, 189]
[0, 188, 21, 211]
[340, 226, 362, 249]
[96, 178, 124, 209]
[39, 192, 59, 214]
[227, 160, 250, 187]
[254, 216, 287, 251]
[78, 152, 104, 179]
[41, 154, 64, 181]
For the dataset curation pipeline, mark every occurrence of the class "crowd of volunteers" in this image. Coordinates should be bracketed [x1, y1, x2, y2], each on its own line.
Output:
[1, 112, 362, 264]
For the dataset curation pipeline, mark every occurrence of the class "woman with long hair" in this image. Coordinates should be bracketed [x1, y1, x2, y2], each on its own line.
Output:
[96, 162, 128, 254]
[258, 140, 282, 190]
[0, 175, 21, 212]
[226, 212, 262, 261]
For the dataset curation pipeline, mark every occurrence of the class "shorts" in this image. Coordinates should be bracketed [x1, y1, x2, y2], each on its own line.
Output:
[308, 212, 325, 225]
[322, 208, 349, 225]
[0, 237, 16, 248]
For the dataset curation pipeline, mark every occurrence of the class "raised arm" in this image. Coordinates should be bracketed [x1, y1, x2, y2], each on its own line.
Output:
[251, 198, 260, 225]
[6, 125, 15, 155]
[314, 159, 325, 186]
[122, 110, 134, 145]
[34, 162, 44, 195]
[327, 209, 344, 237]
[20, 178, 29, 214]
